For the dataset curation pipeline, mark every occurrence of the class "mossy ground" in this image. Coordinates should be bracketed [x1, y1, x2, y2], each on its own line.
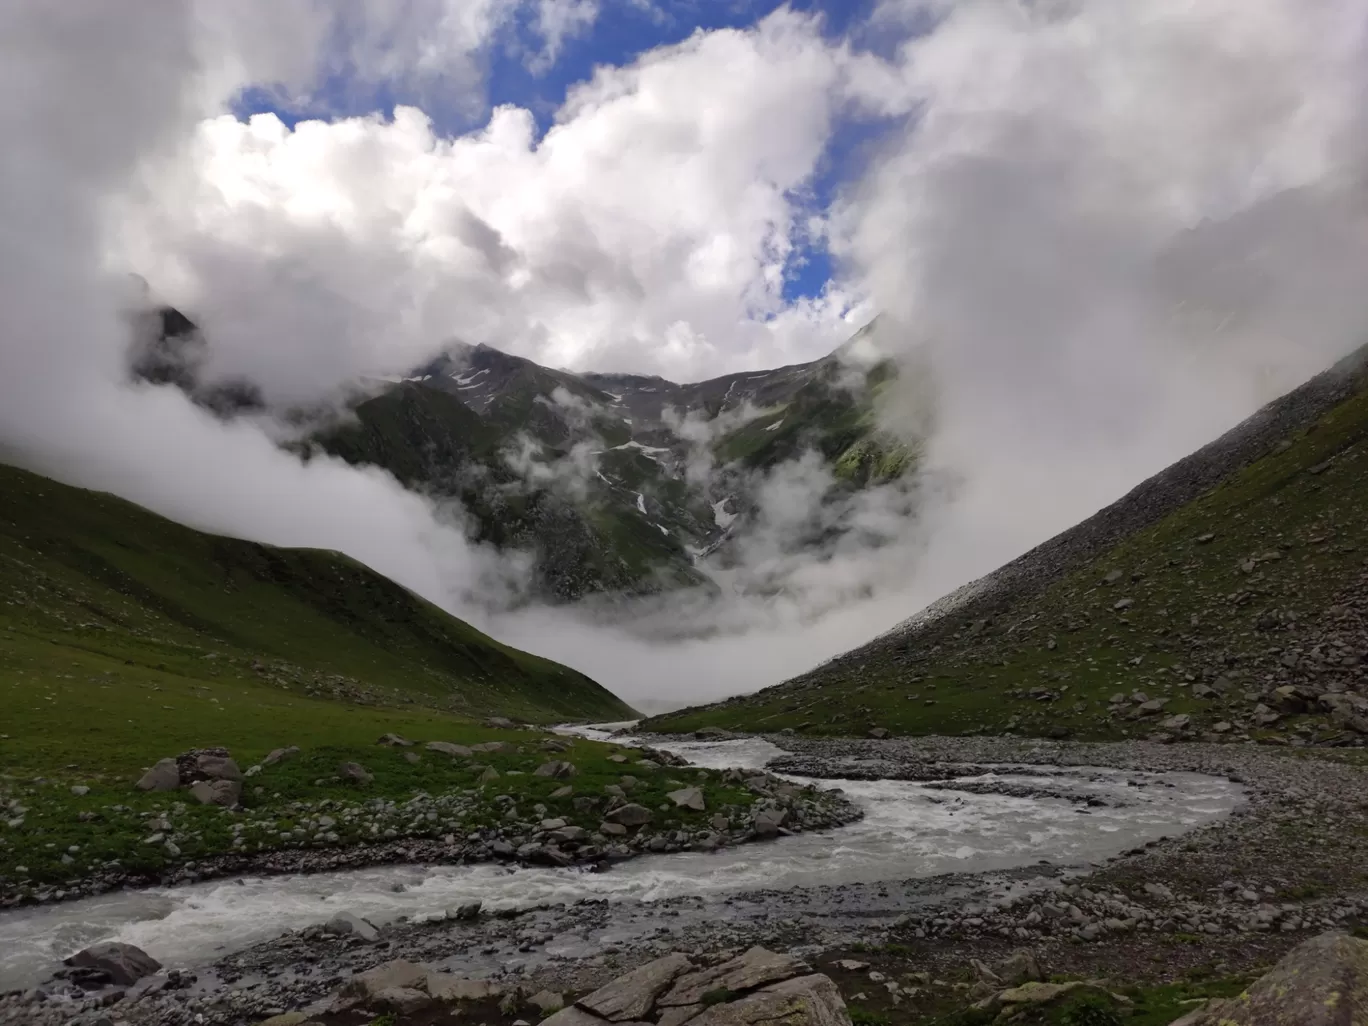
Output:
[649, 380, 1368, 740]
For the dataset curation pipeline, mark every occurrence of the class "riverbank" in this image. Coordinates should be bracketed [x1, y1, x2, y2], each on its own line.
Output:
[0, 733, 859, 911]
[5, 733, 1367, 1026]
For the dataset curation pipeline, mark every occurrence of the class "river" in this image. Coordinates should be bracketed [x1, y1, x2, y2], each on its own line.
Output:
[0, 726, 1240, 990]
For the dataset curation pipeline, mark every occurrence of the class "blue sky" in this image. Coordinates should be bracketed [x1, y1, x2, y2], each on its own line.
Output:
[232, 0, 895, 308]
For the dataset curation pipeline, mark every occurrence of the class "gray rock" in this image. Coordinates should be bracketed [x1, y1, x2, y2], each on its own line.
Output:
[65, 942, 161, 986]
[867, 727, 890, 739]
[578, 952, 693, 1021]
[427, 974, 504, 1002]
[324, 911, 379, 942]
[530, 990, 566, 1014]
[189, 779, 241, 807]
[541, 1006, 624, 1026]
[685, 975, 849, 1026]
[375, 987, 433, 1014]
[338, 761, 373, 784]
[993, 949, 1042, 987]
[378, 733, 413, 746]
[426, 741, 474, 757]
[1170, 931, 1368, 1026]
[479, 767, 501, 784]
[134, 758, 180, 792]
[334, 959, 428, 1007]
[484, 716, 517, 729]
[605, 803, 653, 827]
[70, 785, 89, 796]
[666, 787, 706, 811]
[752, 808, 787, 836]
[471, 741, 517, 754]
[661, 947, 809, 1007]
[262, 746, 300, 766]
[194, 754, 242, 781]
[535, 760, 577, 779]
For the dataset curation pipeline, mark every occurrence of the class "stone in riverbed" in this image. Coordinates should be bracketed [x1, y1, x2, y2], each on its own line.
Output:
[324, 911, 379, 942]
[427, 974, 503, 1002]
[65, 942, 161, 986]
[374, 986, 432, 1014]
[331, 959, 428, 1011]
[751, 808, 787, 836]
[577, 952, 693, 1021]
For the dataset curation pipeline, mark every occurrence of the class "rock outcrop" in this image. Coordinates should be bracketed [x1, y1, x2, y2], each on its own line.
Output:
[1173, 931, 1368, 1026]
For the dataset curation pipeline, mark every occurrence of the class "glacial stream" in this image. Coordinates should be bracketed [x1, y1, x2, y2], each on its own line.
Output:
[0, 727, 1241, 990]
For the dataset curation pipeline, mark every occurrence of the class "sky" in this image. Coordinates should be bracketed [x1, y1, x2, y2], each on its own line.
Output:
[3, 0, 1368, 708]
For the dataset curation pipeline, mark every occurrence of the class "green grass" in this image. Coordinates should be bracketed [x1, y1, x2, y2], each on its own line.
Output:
[0, 724, 773, 895]
[648, 374, 1368, 740]
[0, 460, 630, 726]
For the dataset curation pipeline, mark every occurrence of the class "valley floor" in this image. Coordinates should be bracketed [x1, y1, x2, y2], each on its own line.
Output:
[8, 734, 1368, 1026]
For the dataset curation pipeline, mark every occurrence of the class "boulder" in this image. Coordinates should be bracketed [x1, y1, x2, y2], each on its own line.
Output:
[666, 787, 706, 811]
[189, 779, 242, 807]
[535, 760, 577, 779]
[255, 1014, 320, 1026]
[471, 741, 517, 754]
[135, 759, 180, 792]
[484, 716, 517, 729]
[373, 986, 432, 1014]
[867, 727, 889, 739]
[661, 948, 809, 1006]
[993, 949, 1042, 987]
[974, 981, 1128, 1017]
[541, 1007, 622, 1026]
[578, 952, 693, 1021]
[685, 974, 849, 1026]
[751, 808, 787, 836]
[530, 990, 566, 1013]
[427, 974, 503, 1002]
[337, 761, 373, 784]
[65, 942, 161, 986]
[1321, 694, 1368, 734]
[1169, 931, 1368, 1026]
[324, 911, 379, 942]
[378, 733, 413, 747]
[334, 959, 428, 1007]
[605, 803, 653, 827]
[426, 741, 474, 757]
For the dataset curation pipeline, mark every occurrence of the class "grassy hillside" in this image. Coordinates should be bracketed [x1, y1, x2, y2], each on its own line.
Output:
[0, 460, 633, 746]
[648, 352, 1368, 744]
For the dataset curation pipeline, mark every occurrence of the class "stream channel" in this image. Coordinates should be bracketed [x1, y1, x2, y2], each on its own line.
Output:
[0, 726, 1241, 990]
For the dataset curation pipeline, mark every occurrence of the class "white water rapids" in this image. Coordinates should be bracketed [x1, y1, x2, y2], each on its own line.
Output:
[0, 727, 1240, 989]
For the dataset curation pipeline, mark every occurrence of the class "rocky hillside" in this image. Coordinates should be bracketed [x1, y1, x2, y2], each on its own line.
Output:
[647, 342, 1368, 745]
[137, 310, 917, 603]
[0, 460, 632, 725]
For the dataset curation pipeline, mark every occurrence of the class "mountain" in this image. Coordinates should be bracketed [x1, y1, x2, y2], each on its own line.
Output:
[139, 309, 918, 605]
[0, 461, 632, 723]
[646, 342, 1368, 746]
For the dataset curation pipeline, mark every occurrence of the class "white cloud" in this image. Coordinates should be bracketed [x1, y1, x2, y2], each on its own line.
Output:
[527, 0, 600, 74]
[114, 8, 871, 404]
[4, 0, 1368, 716]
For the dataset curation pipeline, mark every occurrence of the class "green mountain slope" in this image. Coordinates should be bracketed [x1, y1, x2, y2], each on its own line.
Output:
[138, 309, 919, 605]
[0, 461, 632, 726]
[647, 346, 1368, 745]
